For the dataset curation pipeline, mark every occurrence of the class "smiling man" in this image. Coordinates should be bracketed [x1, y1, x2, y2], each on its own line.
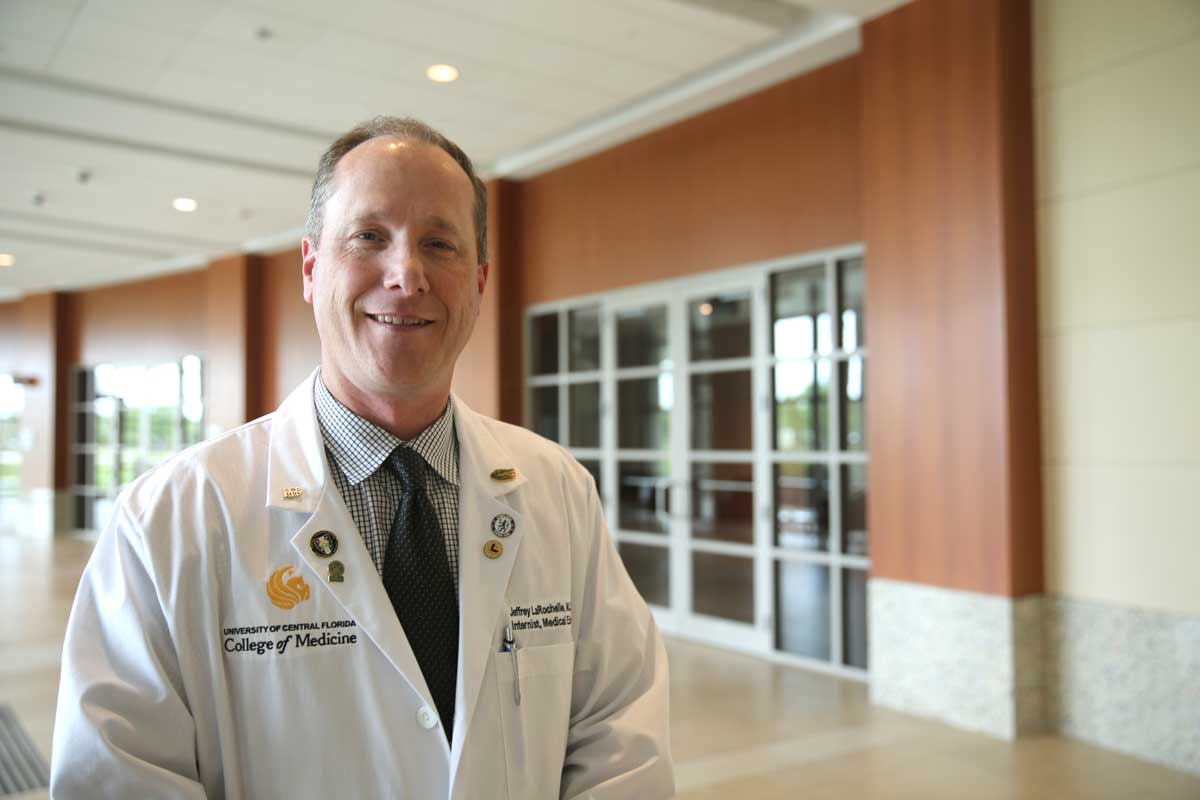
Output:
[51, 117, 674, 800]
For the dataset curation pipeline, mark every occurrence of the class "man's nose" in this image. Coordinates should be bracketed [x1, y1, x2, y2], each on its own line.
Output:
[381, 245, 430, 295]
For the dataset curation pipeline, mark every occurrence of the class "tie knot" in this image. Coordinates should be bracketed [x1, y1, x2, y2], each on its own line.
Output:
[388, 446, 426, 490]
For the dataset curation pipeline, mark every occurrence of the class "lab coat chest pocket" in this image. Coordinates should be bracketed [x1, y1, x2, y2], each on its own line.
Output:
[494, 641, 575, 799]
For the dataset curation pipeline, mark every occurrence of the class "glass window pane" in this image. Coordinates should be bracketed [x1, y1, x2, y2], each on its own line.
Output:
[618, 460, 670, 535]
[578, 458, 602, 502]
[843, 568, 869, 669]
[568, 306, 601, 372]
[692, 552, 754, 624]
[691, 370, 751, 451]
[530, 313, 559, 375]
[774, 360, 830, 451]
[691, 462, 753, 544]
[775, 464, 829, 551]
[568, 383, 601, 449]
[772, 264, 831, 357]
[120, 407, 140, 446]
[842, 464, 868, 556]
[839, 356, 866, 451]
[93, 448, 115, 490]
[838, 257, 865, 351]
[149, 406, 176, 450]
[690, 292, 750, 361]
[776, 561, 830, 660]
[617, 377, 671, 450]
[619, 542, 670, 608]
[530, 386, 560, 442]
[94, 397, 116, 446]
[616, 306, 668, 368]
[119, 450, 139, 486]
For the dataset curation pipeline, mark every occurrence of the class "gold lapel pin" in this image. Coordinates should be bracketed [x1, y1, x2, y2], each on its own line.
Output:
[490, 468, 517, 482]
[282, 487, 303, 500]
[483, 540, 504, 559]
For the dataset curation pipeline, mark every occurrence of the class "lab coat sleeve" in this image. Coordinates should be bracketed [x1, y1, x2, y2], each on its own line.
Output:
[560, 469, 674, 800]
[50, 501, 206, 800]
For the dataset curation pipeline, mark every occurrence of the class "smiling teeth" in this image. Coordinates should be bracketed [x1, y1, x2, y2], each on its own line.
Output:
[374, 314, 428, 326]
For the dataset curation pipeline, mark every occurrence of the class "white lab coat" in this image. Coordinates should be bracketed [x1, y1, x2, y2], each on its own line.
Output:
[50, 372, 673, 799]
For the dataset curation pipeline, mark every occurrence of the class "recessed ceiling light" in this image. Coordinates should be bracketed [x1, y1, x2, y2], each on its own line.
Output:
[426, 64, 459, 83]
[0, 254, 15, 268]
[698, 302, 714, 316]
[173, 197, 198, 212]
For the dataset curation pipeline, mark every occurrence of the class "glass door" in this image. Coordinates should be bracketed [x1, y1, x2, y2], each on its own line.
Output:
[676, 280, 769, 650]
[606, 294, 675, 616]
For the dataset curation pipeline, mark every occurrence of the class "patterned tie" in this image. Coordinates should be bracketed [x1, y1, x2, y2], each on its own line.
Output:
[383, 446, 459, 742]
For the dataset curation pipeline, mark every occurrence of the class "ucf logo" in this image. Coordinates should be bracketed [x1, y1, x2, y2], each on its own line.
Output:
[266, 566, 311, 610]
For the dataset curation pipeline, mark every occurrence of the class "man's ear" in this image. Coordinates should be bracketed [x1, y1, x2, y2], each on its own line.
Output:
[476, 261, 490, 299]
[301, 238, 317, 304]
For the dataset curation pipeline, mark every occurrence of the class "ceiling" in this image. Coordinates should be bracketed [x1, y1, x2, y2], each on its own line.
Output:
[0, 0, 903, 300]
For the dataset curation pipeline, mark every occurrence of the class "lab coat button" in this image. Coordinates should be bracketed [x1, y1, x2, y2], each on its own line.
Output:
[416, 706, 439, 730]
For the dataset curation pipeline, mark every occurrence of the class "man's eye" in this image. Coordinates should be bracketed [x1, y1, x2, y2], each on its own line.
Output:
[428, 239, 455, 251]
[353, 231, 381, 241]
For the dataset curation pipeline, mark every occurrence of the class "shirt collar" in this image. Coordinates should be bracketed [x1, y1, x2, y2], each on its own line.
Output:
[314, 373, 459, 487]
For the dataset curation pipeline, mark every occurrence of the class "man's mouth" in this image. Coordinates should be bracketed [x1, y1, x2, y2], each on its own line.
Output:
[367, 314, 432, 327]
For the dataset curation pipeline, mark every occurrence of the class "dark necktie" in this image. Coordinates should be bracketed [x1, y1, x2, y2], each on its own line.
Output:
[382, 446, 459, 742]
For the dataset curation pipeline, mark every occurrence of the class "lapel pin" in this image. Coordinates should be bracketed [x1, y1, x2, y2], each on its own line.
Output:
[491, 513, 516, 538]
[490, 468, 517, 482]
[484, 540, 504, 559]
[328, 560, 345, 583]
[310, 530, 338, 558]
[282, 487, 302, 499]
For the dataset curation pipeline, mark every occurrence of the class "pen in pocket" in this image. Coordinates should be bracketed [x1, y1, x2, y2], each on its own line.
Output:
[503, 624, 521, 705]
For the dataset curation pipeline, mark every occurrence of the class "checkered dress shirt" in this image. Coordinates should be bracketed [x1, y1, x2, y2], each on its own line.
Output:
[314, 376, 460, 593]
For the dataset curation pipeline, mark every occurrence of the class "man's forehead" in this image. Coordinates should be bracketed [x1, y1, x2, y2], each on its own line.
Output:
[338, 137, 467, 185]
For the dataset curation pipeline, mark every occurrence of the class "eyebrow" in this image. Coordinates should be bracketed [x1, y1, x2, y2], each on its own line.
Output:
[344, 213, 464, 238]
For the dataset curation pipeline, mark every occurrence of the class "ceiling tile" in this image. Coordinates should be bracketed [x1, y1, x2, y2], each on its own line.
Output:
[0, 0, 85, 47]
[83, 0, 225, 38]
[47, 47, 161, 92]
[193, 4, 328, 58]
[0, 35, 58, 71]
[54, 11, 190, 73]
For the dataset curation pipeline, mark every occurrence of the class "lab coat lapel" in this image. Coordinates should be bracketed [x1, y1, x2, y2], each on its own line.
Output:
[265, 370, 438, 718]
[450, 398, 528, 755]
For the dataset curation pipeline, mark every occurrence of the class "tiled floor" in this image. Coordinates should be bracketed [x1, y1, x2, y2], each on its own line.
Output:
[4, 532, 1198, 799]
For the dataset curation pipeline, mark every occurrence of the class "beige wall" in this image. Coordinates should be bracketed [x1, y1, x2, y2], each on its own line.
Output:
[1035, 0, 1200, 615]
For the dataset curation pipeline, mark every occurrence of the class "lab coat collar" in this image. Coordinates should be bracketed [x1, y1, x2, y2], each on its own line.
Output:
[266, 369, 327, 513]
[446, 393, 529, 764]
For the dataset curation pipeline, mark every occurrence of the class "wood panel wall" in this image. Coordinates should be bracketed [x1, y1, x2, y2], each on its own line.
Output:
[861, 0, 1043, 597]
[68, 270, 208, 366]
[204, 253, 262, 431]
[257, 249, 320, 415]
[510, 56, 863, 307]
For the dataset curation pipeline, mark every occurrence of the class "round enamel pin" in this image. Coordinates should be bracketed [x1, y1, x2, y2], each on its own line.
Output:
[491, 513, 516, 538]
[484, 540, 504, 559]
[310, 530, 338, 558]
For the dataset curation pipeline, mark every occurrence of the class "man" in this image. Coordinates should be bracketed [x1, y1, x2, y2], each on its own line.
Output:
[51, 117, 673, 799]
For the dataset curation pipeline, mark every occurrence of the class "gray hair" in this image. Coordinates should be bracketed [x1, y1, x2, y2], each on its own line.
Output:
[305, 116, 488, 264]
